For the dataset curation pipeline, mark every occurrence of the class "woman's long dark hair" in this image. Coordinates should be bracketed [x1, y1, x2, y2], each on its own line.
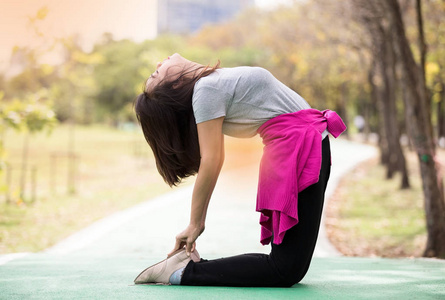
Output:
[134, 61, 220, 186]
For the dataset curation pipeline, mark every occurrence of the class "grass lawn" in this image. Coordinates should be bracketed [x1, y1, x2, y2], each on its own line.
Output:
[326, 145, 445, 257]
[0, 124, 263, 254]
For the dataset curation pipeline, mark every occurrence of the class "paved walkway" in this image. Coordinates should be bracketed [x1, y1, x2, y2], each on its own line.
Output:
[1, 139, 444, 299]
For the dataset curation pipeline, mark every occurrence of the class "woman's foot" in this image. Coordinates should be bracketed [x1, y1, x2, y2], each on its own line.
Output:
[134, 248, 200, 285]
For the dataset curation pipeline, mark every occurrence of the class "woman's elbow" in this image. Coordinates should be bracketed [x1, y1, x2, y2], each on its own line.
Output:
[200, 153, 224, 170]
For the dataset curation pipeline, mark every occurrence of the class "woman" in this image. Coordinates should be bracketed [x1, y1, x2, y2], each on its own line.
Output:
[134, 53, 346, 287]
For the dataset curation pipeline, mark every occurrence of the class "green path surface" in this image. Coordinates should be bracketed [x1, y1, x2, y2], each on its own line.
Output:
[1, 254, 444, 299]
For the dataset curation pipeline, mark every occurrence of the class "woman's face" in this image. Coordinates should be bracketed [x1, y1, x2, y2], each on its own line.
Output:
[145, 53, 196, 91]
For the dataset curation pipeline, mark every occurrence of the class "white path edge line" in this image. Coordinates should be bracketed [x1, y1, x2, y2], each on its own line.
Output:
[0, 252, 30, 266]
[45, 185, 194, 255]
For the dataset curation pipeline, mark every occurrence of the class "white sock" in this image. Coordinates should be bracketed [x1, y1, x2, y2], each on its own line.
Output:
[169, 267, 185, 285]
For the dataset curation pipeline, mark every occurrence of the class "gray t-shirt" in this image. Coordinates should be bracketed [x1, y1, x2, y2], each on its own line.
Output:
[192, 66, 311, 138]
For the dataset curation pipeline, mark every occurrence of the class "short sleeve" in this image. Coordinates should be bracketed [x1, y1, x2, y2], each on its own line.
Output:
[192, 84, 230, 124]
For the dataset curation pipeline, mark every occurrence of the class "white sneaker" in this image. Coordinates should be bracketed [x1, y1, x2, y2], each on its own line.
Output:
[134, 248, 200, 285]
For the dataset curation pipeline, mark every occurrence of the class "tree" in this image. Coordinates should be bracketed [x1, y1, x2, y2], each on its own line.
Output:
[6, 47, 58, 98]
[0, 91, 57, 201]
[350, 0, 410, 188]
[384, 0, 445, 258]
[422, 0, 445, 143]
[50, 35, 102, 124]
[92, 37, 155, 124]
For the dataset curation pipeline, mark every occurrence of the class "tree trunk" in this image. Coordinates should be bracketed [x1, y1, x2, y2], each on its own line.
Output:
[386, 0, 445, 258]
[399, 63, 415, 152]
[368, 60, 388, 165]
[387, 20, 410, 189]
[338, 83, 350, 139]
[438, 79, 445, 142]
[371, 20, 410, 187]
[20, 132, 29, 201]
[380, 30, 399, 179]
[415, 0, 433, 138]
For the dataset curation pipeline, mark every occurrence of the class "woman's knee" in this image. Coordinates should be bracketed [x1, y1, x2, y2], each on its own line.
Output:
[274, 276, 304, 288]
[273, 262, 310, 287]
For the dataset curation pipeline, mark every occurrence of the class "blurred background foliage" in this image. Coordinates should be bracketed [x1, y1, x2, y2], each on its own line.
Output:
[1, 3, 364, 127]
[1, 0, 443, 134]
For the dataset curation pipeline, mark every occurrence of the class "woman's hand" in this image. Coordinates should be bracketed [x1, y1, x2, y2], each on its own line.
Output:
[169, 223, 205, 256]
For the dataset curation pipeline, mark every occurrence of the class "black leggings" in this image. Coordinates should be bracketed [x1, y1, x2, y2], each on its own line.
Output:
[181, 137, 331, 287]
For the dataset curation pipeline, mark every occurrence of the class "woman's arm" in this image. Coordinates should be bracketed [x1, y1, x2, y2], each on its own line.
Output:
[170, 117, 225, 256]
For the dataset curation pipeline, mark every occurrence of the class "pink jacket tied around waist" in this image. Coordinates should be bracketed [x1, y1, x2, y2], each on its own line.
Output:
[256, 109, 346, 245]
